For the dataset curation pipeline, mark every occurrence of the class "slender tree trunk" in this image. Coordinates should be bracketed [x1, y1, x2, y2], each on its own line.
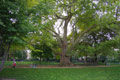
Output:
[7, 53, 10, 61]
[84, 55, 87, 64]
[94, 53, 98, 63]
[40, 57, 42, 62]
[0, 43, 11, 72]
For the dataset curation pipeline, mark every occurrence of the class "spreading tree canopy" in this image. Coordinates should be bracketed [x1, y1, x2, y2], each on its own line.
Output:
[27, 0, 120, 65]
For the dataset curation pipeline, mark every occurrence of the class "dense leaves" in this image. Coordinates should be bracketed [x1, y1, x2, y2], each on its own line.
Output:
[1, 0, 120, 67]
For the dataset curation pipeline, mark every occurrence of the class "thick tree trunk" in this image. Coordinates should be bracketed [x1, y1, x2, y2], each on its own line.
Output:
[54, 13, 73, 66]
[60, 44, 72, 66]
[60, 53, 72, 66]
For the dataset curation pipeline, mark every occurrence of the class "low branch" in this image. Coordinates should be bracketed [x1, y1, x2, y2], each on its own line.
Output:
[55, 13, 66, 20]
[45, 27, 63, 47]
[70, 24, 97, 50]
[71, 19, 80, 45]
[57, 20, 64, 34]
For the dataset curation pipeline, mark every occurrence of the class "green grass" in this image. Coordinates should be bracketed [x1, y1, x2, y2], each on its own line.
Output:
[4, 61, 33, 66]
[0, 66, 120, 80]
[4, 61, 59, 66]
[4, 61, 120, 67]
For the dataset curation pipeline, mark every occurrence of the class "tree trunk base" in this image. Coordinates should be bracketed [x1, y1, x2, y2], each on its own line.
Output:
[60, 56, 73, 66]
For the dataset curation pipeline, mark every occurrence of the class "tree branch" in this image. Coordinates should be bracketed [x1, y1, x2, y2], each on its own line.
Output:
[70, 24, 97, 50]
[55, 13, 66, 20]
[45, 27, 63, 47]
[71, 19, 80, 45]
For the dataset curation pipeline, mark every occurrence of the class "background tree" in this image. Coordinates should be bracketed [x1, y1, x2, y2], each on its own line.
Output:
[31, 42, 53, 62]
[10, 50, 27, 60]
[0, 0, 34, 71]
[78, 28, 117, 62]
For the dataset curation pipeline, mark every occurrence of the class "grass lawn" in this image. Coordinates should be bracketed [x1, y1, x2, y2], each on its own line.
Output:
[4, 61, 106, 66]
[4, 61, 59, 66]
[0, 66, 120, 80]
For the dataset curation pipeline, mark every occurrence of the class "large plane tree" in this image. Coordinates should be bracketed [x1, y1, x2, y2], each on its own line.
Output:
[30, 0, 120, 66]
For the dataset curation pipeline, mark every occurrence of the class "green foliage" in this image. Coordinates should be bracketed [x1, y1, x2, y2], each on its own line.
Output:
[76, 45, 95, 57]
[31, 42, 53, 60]
[27, 0, 39, 8]
[1, 0, 120, 65]
[0, 0, 35, 50]
[23, 0, 120, 56]
[11, 50, 27, 60]
[96, 38, 120, 56]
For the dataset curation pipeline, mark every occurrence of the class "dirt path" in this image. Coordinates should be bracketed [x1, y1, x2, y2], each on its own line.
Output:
[6, 65, 109, 68]
[35, 65, 108, 68]
[0, 79, 16, 80]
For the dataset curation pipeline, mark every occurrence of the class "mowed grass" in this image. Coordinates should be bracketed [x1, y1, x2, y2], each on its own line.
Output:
[4, 61, 107, 66]
[0, 66, 120, 80]
[4, 61, 59, 66]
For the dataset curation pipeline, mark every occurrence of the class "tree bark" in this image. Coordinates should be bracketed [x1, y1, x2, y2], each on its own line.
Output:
[60, 52, 72, 66]
[59, 14, 73, 66]
[84, 55, 87, 64]
[94, 53, 98, 63]
[60, 42, 72, 66]
[0, 43, 11, 72]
